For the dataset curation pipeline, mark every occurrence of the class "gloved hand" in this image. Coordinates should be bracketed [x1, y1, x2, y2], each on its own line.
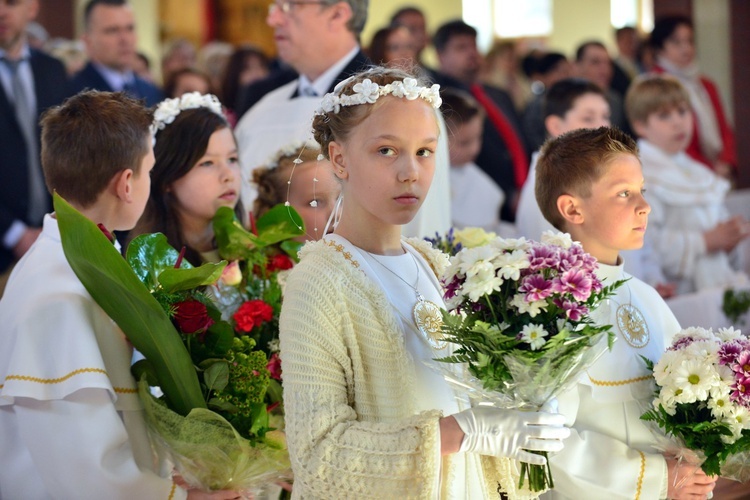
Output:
[451, 405, 570, 465]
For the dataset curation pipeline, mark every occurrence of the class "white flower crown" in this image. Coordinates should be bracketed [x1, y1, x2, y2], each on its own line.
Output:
[316, 77, 442, 115]
[150, 92, 225, 138]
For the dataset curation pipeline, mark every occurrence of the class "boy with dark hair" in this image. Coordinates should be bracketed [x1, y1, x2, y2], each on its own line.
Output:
[535, 127, 716, 500]
[516, 78, 609, 240]
[441, 87, 504, 231]
[0, 90, 236, 499]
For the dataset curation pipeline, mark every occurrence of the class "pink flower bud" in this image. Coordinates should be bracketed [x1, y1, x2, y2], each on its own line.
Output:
[221, 261, 242, 286]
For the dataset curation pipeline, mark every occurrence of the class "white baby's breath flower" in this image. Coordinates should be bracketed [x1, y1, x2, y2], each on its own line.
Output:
[540, 231, 573, 249]
[520, 323, 548, 350]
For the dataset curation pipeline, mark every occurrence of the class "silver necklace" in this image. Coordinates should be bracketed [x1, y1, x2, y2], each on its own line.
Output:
[365, 250, 447, 350]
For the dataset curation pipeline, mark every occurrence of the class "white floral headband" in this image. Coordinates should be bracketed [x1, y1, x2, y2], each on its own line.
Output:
[150, 92, 225, 138]
[261, 139, 322, 170]
[316, 77, 442, 116]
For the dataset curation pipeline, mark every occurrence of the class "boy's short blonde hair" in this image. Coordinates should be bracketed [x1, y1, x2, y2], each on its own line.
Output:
[536, 127, 638, 230]
[41, 90, 152, 208]
[625, 74, 690, 125]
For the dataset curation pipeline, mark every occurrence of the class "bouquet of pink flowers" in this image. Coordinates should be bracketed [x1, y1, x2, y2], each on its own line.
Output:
[435, 230, 623, 493]
[641, 326, 750, 484]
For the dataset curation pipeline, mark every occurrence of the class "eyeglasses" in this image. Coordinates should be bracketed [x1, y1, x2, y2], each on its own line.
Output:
[268, 1, 327, 15]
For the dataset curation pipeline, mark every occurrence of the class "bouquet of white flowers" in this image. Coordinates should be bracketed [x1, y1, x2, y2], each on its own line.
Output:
[642, 326, 750, 483]
[435, 230, 623, 494]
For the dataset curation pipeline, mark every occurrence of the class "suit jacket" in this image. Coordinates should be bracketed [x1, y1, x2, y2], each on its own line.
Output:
[0, 49, 72, 272]
[236, 50, 371, 120]
[70, 62, 164, 107]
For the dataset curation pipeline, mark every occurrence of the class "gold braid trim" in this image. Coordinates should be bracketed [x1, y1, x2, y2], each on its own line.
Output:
[1, 367, 135, 394]
[168, 481, 177, 500]
[635, 450, 646, 500]
[588, 374, 651, 386]
[325, 240, 360, 268]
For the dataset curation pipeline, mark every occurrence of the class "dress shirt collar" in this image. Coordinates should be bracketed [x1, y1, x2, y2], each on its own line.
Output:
[92, 61, 136, 92]
[297, 46, 359, 97]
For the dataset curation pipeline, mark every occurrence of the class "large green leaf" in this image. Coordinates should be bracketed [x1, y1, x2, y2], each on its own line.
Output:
[212, 205, 304, 260]
[126, 233, 226, 294]
[54, 194, 205, 415]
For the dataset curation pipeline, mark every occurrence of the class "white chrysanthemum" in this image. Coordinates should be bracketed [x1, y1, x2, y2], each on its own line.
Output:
[716, 326, 744, 342]
[653, 349, 681, 387]
[520, 323, 548, 350]
[540, 231, 574, 249]
[683, 339, 720, 361]
[717, 363, 736, 386]
[723, 406, 750, 444]
[654, 388, 679, 416]
[457, 245, 497, 278]
[490, 236, 529, 252]
[671, 358, 721, 402]
[676, 327, 714, 344]
[510, 294, 547, 318]
[462, 264, 504, 302]
[494, 249, 530, 281]
[708, 389, 733, 419]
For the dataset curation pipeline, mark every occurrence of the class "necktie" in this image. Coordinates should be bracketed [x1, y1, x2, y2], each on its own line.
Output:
[2, 57, 47, 223]
[470, 83, 528, 189]
[300, 85, 317, 97]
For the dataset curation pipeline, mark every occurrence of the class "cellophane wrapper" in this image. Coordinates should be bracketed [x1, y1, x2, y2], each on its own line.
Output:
[139, 381, 291, 492]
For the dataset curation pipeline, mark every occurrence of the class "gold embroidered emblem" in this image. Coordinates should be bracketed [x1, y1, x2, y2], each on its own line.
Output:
[616, 304, 649, 348]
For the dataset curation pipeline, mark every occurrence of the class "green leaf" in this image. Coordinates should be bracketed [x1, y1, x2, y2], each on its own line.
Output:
[54, 194, 205, 415]
[126, 233, 225, 294]
[212, 205, 304, 261]
[204, 361, 230, 392]
[131, 359, 159, 386]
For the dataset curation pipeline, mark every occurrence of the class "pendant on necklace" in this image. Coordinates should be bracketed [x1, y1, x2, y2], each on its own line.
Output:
[616, 303, 650, 348]
[413, 295, 447, 350]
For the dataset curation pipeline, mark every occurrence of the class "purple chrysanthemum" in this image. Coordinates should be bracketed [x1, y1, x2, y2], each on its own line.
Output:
[730, 376, 750, 407]
[519, 274, 554, 302]
[527, 245, 560, 272]
[718, 340, 746, 364]
[554, 298, 589, 322]
[553, 268, 593, 302]
[732, 351, 750, 376]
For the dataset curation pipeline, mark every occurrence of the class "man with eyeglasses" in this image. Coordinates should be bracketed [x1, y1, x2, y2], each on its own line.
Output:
[235, 0, 451, 238]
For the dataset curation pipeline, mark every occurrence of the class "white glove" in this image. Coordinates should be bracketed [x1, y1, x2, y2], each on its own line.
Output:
[451, 405, 570, 465]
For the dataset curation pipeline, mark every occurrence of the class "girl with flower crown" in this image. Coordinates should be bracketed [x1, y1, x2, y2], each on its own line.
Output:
[278, 66, 570, 499]
[130, 92, 243, 265]
[252, 142, 340, 243]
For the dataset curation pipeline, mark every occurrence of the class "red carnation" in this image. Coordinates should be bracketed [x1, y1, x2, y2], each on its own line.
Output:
[267, 254, 294, 273]
[267, 352, 282, 380]
[173, 300, 214, 334]
[233, 299, 274, 333]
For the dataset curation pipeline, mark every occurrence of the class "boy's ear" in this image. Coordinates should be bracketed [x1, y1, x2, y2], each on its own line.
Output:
[328, 141, 348, 179]
[544, 115, 564, 138]
[556, 194, 584, 226]
[112, 169, 135, 203]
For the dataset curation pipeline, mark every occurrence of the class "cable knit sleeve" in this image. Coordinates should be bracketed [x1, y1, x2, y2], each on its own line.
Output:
[279, 245, 443, 499]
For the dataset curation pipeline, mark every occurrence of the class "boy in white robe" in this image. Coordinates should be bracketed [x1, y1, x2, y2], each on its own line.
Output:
[625, 74, 750, 294]
[0, 91, 236, 500]
[535, 127, 716, 499]
[441, 88, 505, 232]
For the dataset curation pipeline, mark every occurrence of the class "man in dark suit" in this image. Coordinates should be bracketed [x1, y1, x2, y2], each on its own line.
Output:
[70, 0, 162, 106]
[0, 0, 71, 292]
[433, 20, 529, 222]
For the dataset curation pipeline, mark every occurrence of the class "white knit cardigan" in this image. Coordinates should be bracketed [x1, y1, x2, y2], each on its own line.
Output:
[279, 237, 527, 499]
